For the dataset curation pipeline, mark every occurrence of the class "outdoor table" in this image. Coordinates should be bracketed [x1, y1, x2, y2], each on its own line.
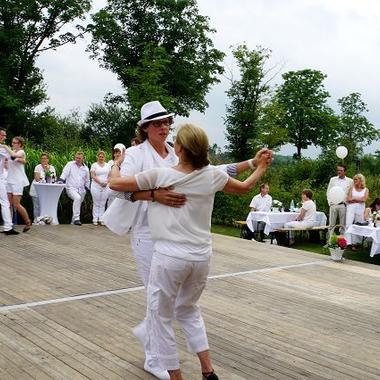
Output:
[346, 224, 380, 257]
[34, 183, 66, 225]
[246, 211, 327, 235]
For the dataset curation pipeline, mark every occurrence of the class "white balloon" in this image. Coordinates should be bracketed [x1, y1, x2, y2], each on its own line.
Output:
[336, 146, 348, 159]
[328, 186, 346, 205]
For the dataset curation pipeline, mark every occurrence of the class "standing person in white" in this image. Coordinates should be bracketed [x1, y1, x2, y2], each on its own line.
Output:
[107, 144, 126, 207]
[90, 150, 111, 225]
[326, 165, 353, 240]
[0, 128, 19, 235]
[29, 152, 57, 222]
[107, 100, 270, 380]
[110, 124, 272, 380]
[344, 174, 369, 250]
[5, 136, 32, 232]
[60, 151, 90, 226]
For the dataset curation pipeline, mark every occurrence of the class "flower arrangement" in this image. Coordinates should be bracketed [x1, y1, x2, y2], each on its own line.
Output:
[327, 234, 347, 250]
[44, 168, 52, 178]
[272, 200, 283, 208]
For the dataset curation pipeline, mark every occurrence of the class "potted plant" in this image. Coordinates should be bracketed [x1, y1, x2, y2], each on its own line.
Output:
[272, 200, 282, 212]
[326, 234, 347, 261]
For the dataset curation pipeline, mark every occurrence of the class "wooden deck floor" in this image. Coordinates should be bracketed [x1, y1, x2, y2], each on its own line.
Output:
[1, 225, 380, 380]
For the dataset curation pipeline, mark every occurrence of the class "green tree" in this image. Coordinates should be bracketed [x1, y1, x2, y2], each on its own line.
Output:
[88, 0, 224, 118]
[0, 0, 91, 135]
[276, 69, 337, 159]
[335, 92, 379, 159]
[81, 98, 136, 148]
[224, 45, 272, 161]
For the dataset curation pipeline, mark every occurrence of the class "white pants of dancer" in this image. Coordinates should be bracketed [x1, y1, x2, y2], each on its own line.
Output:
[345, 203, 365, 245]
[91, 185, 109, 222]
[65, 188, 85, 222]
[147, 252, 210, 370]
[0, 178, 12, 231]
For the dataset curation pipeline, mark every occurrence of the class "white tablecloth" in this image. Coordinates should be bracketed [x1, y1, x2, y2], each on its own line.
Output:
[34, 183, 66, 225]
[246, 211, 327, 235]
[346, 225, 380, 257]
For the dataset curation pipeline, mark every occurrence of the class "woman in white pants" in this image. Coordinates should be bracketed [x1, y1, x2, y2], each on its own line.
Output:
[90, 151, 111, 225]
[345, 174, 369, 250]
[110, 124, 272, 380]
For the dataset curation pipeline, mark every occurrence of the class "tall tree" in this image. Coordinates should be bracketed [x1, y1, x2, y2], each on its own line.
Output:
[224, 44, 272, 161]
[335, 92, 379, 158]
[0, 0, 91, 135]
[88, 0, 224, 118]
[275, 69, 336, 159]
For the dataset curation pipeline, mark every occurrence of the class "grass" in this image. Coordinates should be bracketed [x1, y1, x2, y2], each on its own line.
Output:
[211, 224, 380, 266]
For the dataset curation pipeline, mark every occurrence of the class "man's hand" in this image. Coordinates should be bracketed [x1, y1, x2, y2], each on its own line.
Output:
[154, 186, 187, 208]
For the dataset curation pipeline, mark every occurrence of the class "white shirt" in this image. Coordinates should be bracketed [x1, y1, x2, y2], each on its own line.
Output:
[250, 193, 272, 212]
[301, 199, 316, 222]
[29, 164, 57, 197]
[136, 165, 229, 261]
[0, 146, 10, 179]
[327, 176, 353, 205]
[6, 149, 29, 187]
[60, 161, 90, 193]
[90, 162, 111, 189]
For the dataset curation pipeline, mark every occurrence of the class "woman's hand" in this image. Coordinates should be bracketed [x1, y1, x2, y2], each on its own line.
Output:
[154, 187, 187, 208]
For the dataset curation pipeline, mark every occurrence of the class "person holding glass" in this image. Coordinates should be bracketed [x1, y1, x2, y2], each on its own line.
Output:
[29, 152, 57, 222]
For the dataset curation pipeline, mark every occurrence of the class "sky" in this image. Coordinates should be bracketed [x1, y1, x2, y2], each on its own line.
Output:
[36, 0, 380, 157]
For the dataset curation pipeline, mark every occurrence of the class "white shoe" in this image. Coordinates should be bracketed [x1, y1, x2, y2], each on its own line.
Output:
[93, 221, 98, 226]
[144, 358, 170, 380]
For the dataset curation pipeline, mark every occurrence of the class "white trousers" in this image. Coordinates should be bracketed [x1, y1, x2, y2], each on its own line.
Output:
[284, 220, 315, 240]
[0, 178, 12, 231]
[146, 252, 210, 370]
[345, 203, 365, 245]
[65, 188, 85, 222]
[90, 185, 109, 222]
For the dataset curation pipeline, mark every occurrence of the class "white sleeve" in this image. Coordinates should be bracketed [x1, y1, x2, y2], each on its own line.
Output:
[135, 168, 160, 190]
[250, 195, 258, 208]
[60, 162, 71, 180]
[34, 164, 41, 174]
[90, 163, 96, 172]
[212, 168, 229, 192]
[120, 147, 142, 176]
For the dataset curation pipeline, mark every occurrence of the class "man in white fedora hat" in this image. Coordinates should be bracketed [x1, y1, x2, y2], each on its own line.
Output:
[107, 100, 269, 380]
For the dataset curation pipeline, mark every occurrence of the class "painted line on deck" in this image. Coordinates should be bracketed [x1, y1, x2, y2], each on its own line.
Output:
[0, 260, 327, 312]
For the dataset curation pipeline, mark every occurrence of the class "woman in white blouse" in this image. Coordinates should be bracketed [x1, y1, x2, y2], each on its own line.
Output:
[29, 153, 57, 222]
[90, 150, 111, 225]
[5, 136, 32, 232]
[109, 124, 272, 380]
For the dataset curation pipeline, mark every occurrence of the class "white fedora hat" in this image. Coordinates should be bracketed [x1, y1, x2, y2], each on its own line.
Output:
[138, 100, 175, 126]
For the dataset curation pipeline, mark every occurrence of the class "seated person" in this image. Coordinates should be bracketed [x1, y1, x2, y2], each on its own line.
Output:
[284, 189, 316, 229]
[249, 183, 272, 241]
[364, 197, 380, 221]
[250, 183, 272, 212]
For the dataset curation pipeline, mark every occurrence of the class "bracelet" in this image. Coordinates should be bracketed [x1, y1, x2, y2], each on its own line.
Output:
[151, 189, 155, 202]
[248, 159, 255, 170]
[123, 191, 135, 202]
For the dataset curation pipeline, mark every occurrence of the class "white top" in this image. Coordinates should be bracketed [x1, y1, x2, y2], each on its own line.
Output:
[326, 176, 353, 205]
[136, 165, 229, 261]
[0, 146, 10, 179]
[250, 193, 272, 212]
[6, 149, 29, 187]
[120, 140, 179, 238]
[60, 161, 90, 193]
[301, 199, 316, 222]
[90, 162, 111, 189]
[30, 164, 57, 197]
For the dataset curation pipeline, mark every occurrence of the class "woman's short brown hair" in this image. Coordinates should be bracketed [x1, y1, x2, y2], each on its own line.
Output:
[302, 189, 313, 199]
[13, 136, 25, 147]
